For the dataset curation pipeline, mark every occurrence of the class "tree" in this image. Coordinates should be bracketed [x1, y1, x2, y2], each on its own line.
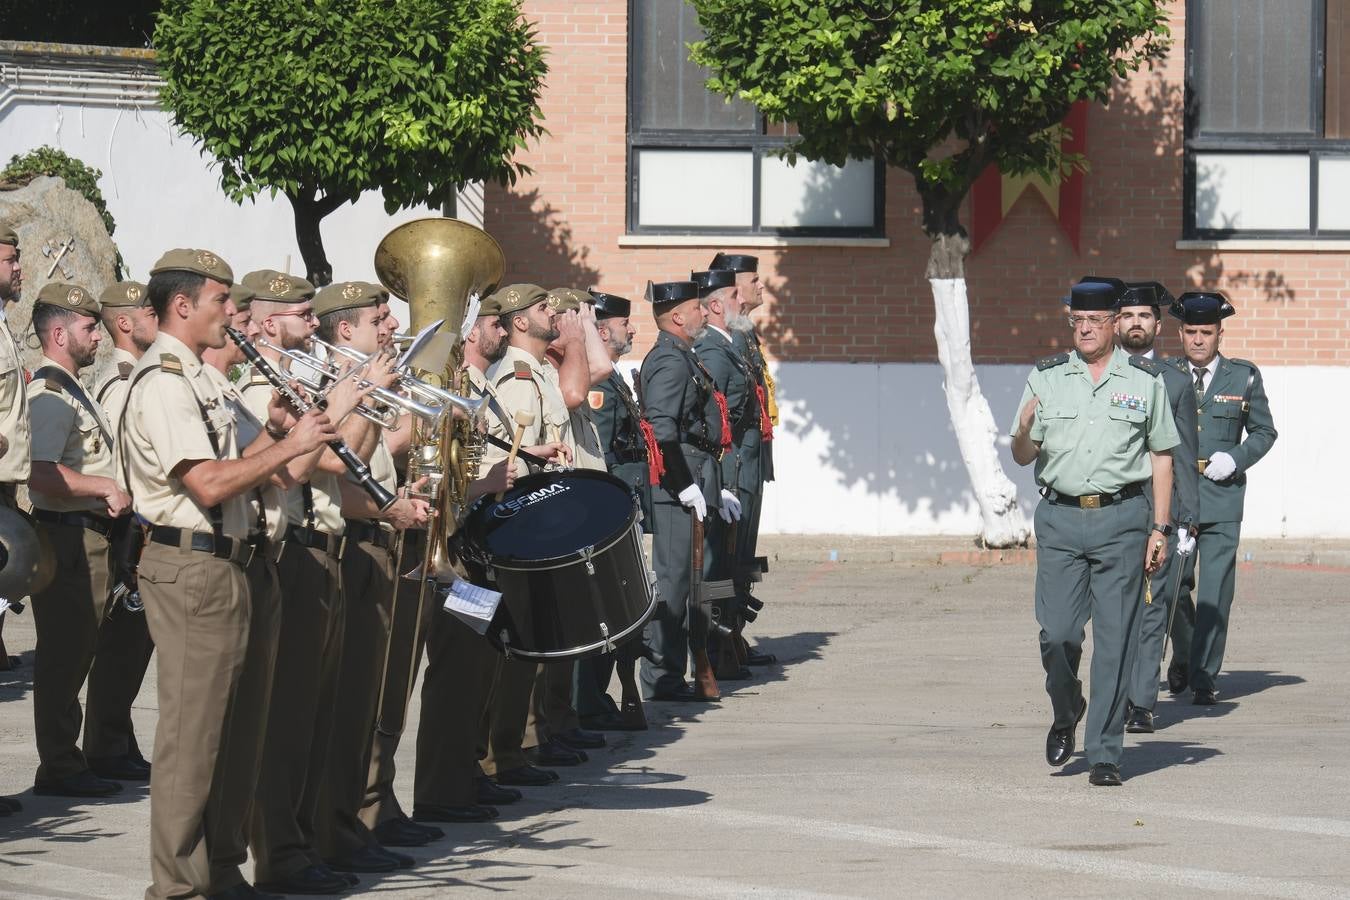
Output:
[154, 0, 547, 285]
[689, 0, 1169, 546]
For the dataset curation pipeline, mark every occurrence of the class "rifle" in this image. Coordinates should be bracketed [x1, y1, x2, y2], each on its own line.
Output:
[690, 512, 735, 700]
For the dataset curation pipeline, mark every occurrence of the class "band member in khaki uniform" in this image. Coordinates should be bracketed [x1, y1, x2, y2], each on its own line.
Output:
[0, 225, 31, 698]
[83, 280, 157, 782]
[27, 283, 130, 799]
[311, 281, 430, 872]
[120, 249, 336, 899]
[240, 269, 391, 896]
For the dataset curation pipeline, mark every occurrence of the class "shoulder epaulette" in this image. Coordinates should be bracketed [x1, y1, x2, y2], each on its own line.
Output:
[1036, 352, 1070, 371]
[43, 377, 63, 392]
[513, 360, 532, 380]
[160, 353, 184, 375]
[1228, 357, 1256, 370]
[1128, 355, 1160, 376]
[116, 361, 133, 379]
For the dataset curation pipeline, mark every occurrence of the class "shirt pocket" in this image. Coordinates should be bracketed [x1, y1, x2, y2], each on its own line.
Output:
[77, 418, 104, 461]
[1107, 405, 1148, 451]
[1036, 405, 1078, 444]
[1209, 401, 1242, 441]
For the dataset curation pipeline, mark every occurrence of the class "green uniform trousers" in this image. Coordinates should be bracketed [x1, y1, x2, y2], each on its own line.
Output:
[1034, 494, 1148, 767]
[414, 611, 499, 806]
[31, 522, 110, 784]
[138, 544, 249, 900]
[480, 657, 536, 776]
[249, 543, 343, 884]
[207, 549, 282, 893]
[83, 592, 154, 765]
[1167, 521, 1241, 694]
[1128, 530, 1183, 712]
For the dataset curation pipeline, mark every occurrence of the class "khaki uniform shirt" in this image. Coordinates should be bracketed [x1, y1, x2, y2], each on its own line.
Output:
[118, 332, 252, 537]
[27, 355, 116, 513]
[204, 365, 287, 542]
[1010, 347, 1180, 496]
[240, 370, 345, 535]
[0, 312, 31, 483]
[94, 347, 138, 434]
[540, 362, 605, 472]
[487, 345, 569, 456]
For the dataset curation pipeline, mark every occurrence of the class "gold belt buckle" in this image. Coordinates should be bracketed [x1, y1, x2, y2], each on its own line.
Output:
[1079, 495, 1101, 509]
[1197, 459, 1208, 473]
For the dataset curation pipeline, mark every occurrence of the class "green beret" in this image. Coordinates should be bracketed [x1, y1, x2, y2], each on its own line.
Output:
[99, 281, 148, 308]
[228, 283, 257, 312]
[241, 269, 315, 304]
[36, 282, 100, 317]
[546, 287, 592, 314]
[313, 280, 382, 318]
[486, 283, 548, 317]
[0, 225, 16, 247]
[149, 248, 234, 285]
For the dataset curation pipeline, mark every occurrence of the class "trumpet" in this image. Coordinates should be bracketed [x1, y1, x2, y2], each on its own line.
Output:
[310, 336, 486, 426]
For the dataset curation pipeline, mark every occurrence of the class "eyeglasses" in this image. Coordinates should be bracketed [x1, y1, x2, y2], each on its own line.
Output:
[268, 308, 317, 323]
[1067, 314, 1115, 328]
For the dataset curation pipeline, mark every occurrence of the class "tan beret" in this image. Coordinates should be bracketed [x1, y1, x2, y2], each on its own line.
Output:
[228, 283, 257, 312]
[313, 280, 381, 318]
[0, 224, 16, 247]
[149, 248, 234, 284]
[485, 283, 548, 318]
[241, 269, 315, 304]
[36, 282, 99, 317]
[99, 281, 148, 308]
[546, 287, 592, 314]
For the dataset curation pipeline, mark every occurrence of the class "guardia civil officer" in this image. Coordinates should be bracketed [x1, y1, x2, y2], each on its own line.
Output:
[83, 280, 157, 782]
[638, 279, 729, 702]
[27, 283, 129, 799]
[0, 225, 30, 697]
[1010, 278, 1178, 787]
[1164, 292, 1277, 705]
[120, 249, 335, 899]
[1107, 281, 1201, 734]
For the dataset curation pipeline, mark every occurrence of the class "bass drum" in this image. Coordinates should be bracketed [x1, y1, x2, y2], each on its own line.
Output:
[462, 469, 657, 660]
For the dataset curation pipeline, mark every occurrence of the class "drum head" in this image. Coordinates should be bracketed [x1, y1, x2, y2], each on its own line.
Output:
[467, 470, 636, 566]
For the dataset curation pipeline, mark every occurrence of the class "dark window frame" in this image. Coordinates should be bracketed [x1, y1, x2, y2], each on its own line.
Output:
[1183, 0, 1350, 238]
[625, 0, 885, 238]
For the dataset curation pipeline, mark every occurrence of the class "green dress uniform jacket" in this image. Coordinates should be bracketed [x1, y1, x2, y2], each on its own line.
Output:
[592, 369, 653, 529]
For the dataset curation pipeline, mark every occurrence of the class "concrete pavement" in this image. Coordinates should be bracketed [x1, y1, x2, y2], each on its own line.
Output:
[1, 546, 1347, 897]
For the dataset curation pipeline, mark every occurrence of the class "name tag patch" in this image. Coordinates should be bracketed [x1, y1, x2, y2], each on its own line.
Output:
[1110, 393, 1147, 414]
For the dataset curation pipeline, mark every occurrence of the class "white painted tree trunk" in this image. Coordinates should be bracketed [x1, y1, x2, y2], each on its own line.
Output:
[929, 277, 1030, 547]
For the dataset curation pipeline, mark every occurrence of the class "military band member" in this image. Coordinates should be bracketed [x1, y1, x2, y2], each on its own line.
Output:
[82, 279, 157, 783]
[638, 280, 729, 702]
[1110, 281, 1201, 734]
[1010, 278, 1178, 787]
[1164, 292, 1277, 706]
[0, 225, 30, 693]
[120, 249, 336, 899]
[26, 283, 129, 799]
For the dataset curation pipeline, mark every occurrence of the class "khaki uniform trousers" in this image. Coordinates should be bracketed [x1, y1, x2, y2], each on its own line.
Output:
[206, 548, 282, 892]
[316, 534, 394, 859]
[249, 542, 344, 883]
[138, 543, 249, 900]
[83, 591, 155, 764]
[31, 521, 111, 783]
[413, 610, 499, 806]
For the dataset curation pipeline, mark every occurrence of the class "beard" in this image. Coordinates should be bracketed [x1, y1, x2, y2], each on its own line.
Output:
[727, 312, 756, 333]
[484, 333, 509, 364]
[527, 320, 559, 343]
[1118, 328, 1154, 353]
[607, 332, 632, 357]
[72, 340, 98, 369]
[686, 323, 707, 342]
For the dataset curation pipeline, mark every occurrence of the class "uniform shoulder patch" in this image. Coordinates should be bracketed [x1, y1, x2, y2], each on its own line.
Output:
[1036, 352, 1070, 371]
[116, 361, 133, 379]
[160, 353, 184, 375]
[587, 389, 604, 410]
[513, 360, 533, 380]
[1128, 355, 1160, 376]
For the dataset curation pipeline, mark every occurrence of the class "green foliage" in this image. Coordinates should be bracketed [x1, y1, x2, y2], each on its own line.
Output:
[153, 0, 548, 213]
[690, 0, 1169, 211]
[1, 146, 125, 277]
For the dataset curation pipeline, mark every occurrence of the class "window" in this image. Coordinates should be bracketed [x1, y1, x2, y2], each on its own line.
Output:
[627, 0, 883, 236]
[1185, 0, 1350, 237]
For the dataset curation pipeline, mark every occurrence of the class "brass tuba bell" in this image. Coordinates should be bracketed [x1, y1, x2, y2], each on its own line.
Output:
[0, 505, 44, 601]
[374, 217, 505, 339]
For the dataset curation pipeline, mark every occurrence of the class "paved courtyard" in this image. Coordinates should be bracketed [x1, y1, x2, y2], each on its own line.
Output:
[2, 548, 1348, 898]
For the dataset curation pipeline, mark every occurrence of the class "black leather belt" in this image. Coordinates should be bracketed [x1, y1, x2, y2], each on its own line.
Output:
[32, 508, 113, 537]
[149, 526, 251, 565]
[284, 524, 343, 558]
[682, 436, 720, 455]
[343, 519, 392, 550]
[1041, 482, 1145, 509]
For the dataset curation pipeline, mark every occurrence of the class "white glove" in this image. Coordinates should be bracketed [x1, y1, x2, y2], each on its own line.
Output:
[719, 489, 742, 523]
[1204, 451, 1237, 481]
[1176, 526, 1196, 556]
[677, 483, 707, 521]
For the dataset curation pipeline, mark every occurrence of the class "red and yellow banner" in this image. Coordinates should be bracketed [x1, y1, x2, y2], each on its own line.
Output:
[971, 101, 1087, 254]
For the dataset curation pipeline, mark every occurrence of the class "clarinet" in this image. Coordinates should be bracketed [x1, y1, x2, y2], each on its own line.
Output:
[225, 326, 398, 511]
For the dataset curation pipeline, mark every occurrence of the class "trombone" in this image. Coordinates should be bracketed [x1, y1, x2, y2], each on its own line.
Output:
[309, 335, 486, 425]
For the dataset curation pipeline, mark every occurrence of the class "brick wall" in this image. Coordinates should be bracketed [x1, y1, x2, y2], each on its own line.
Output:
[490, 1, 1350, 366]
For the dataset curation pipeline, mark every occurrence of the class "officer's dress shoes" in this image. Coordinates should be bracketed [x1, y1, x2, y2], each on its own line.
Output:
[1193, 687, 1217, 705]
[477, 775, 522, 805]
[1088, 763, 1123, 786]
[529, 737, 587, 766]
[1045, 697, 1088, 767]
[555, 727, 606, 750]
[33, 769, 123, 798]
[0, 795, 22, 815]
[327, 845, 403, 873]
[494, 764, 559, 787]
[650, 681, 718, 703]
[1125, 705, 1155, 734]
[256, 863, 352, 896]
[1166, 660, 1189, 694]
[412, 802, 499, 823]
[372, 816, 435, 847]
[88, 754, 152, 781]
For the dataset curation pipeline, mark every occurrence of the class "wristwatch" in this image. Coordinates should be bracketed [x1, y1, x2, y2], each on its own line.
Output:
[1151, 522, 1174, 536]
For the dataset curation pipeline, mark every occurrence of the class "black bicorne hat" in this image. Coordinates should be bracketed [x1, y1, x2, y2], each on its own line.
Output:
[1169, 290, 1236, 324]
[644, 280, 699, 310]
[1068, 276, 1126, 311]
[690, 269, 737, 298]
[709, 252, 758, 274]
[1119, 281, 1175, 310]
[588, 289, 631, 319]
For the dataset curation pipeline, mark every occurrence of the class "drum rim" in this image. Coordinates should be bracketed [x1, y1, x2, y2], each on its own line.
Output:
[494, 592, 658, 660]
[488, 517, 640, 573]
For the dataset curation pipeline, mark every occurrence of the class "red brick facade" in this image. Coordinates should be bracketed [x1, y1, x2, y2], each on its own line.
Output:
[488, 2, 1350, 366]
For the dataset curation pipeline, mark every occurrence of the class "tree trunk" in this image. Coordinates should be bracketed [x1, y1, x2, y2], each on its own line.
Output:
[287, 191, 335, 287]
[920, 186, 1030, 547]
